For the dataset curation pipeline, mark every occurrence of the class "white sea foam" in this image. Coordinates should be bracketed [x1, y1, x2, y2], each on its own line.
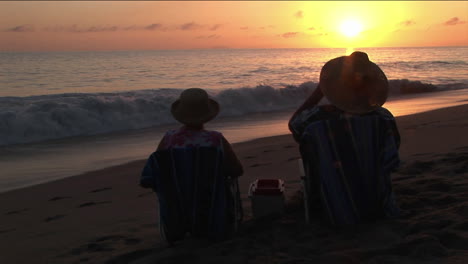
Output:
[0, 80, 466, 146]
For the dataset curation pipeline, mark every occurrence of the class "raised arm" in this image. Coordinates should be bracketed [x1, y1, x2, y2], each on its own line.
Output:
[288, 85, 324, 136]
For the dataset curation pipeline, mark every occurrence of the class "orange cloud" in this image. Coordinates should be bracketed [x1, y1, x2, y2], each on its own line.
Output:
[195, 34, 221, 39]
[209, 24, 222, 31]
[6, 24, 35, 32]
[179, 22, 204, 31]
[281, 32, 299, 38]
[5, 22, 226, 33]
[399, 20, 416, 27]
[144, 24, 164, 31]
[444, 17, 466, 26]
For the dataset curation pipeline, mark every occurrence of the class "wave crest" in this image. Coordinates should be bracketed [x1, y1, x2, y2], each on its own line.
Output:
[0, 80, 465, 146]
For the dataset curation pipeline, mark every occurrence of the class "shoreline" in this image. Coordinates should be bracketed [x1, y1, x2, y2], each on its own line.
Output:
[2, 88, 468, 194]
[1, 104, 467, 264]
[0, 99, 466, 196]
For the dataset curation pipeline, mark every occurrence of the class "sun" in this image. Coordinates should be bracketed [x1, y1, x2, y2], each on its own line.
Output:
[339, 20, 363, 38]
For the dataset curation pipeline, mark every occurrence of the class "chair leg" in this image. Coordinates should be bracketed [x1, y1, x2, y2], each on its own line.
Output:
[231, 178, 243, 232]
[299, 159, 310, 224]
[301, 176, 310, 224]
[159, 208, 175, 247]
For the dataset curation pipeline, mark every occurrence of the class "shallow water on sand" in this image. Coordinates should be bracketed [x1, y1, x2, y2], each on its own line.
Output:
[0, 89, 467, 193]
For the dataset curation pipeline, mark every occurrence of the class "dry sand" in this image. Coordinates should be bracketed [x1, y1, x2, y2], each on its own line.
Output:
[0, 104, 467, 264]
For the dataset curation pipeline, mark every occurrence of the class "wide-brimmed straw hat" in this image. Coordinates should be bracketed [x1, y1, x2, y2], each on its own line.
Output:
[319, 51, 389, 114]
[171, 88, 220, 126]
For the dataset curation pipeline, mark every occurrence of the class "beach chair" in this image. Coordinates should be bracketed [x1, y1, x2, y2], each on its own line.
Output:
[299, 112, 400, 226]
[140, 146, 242, 244]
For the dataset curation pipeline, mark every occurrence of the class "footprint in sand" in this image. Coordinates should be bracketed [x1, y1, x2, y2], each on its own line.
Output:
[124, 238, 141, 245]
[402, 160, 435, 175]
[433, 231, 468, 250]
[90, 187, 112, 193]
[94, 235, 126, 242]
[69, 235, 140, 256]
[78, 201, 112, 208]
[426, 181, 452, 192]
[5, 208, 29, 215]
[48, 196, 72, 201]
[85, 243, 115, 252]
[44, 214, 66, 222]
[0, 228, 16, 234]
[249, 162, 272, 168]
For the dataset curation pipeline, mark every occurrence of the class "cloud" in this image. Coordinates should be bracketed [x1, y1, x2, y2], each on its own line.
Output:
[195, 34, 221, 39]
[295, 11, 303, 19]
[209, 24, 223, 31]
[281, 32, 299, 38]
[398, 20, 416, 27]
[444, 17, 466, 26]
[144, 23, 164, 31]
[259, 25, 275, 30]
[6, 22, 222, 33]
[86, 26, 119, 32]
[41, 23, 168, 32]
[44, 24, 121, 33]
[124, 25, 138, 31]
[308, 27, 316, 31]
[180, 22, 204, 31]
[240, 26, 249, 30]
[5, 24, 35, 32]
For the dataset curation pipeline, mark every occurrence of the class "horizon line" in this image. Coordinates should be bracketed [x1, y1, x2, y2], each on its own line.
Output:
[1, 44, 467, 53]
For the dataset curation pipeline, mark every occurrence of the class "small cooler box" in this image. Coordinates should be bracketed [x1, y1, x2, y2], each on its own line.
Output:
[248, 179, 285, 218]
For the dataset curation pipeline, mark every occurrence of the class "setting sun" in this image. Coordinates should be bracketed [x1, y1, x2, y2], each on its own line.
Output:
[339, 20, 363, 38]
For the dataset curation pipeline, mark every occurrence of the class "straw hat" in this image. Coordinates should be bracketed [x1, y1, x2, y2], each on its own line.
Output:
[171, 88, 220, 126]
[319, 51, 389, 114]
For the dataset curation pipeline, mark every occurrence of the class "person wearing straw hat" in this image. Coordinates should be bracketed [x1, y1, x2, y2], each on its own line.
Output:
[289, 51, 401, 225]
[157, 88, 243, 177]
[289, 51, 399, 144]
[141, 88, 243, 242]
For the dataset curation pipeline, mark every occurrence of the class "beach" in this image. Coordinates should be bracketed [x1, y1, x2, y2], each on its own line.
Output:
[1, 104, 467, 264]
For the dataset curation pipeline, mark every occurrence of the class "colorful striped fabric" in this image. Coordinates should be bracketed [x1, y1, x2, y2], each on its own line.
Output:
[298, 108, 400, 226]
[141, 147, 239, 242]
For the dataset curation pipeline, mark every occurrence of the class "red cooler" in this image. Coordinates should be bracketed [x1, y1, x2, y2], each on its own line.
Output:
[248, 179, 285, 218]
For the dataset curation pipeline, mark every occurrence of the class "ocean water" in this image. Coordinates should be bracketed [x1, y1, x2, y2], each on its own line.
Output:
[0, 46, 467, 192]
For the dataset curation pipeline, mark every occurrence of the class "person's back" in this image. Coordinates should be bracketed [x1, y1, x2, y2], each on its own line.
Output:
[289, 52, 401, 226]
[297, 106, 400, 225]
[141, 88, 243, 242]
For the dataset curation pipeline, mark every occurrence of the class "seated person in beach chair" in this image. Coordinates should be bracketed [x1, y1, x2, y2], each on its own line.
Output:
[140, 88, 243, 244]
[289, 52, 401, 226]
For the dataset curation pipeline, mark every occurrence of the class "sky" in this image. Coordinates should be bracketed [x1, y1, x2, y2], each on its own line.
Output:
[0, 1, 467, 52]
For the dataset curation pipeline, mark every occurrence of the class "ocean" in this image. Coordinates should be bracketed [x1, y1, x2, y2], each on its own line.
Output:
[1, 46, 467, 192]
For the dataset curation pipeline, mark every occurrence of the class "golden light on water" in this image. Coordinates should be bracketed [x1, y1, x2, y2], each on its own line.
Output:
[346, 47, 355, 55]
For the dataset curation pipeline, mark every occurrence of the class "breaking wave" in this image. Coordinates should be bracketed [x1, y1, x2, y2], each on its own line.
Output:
[0, 80, 466, 146]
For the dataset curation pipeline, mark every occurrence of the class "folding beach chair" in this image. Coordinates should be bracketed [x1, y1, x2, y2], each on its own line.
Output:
[140, 146, 243, 244]
[299, 112, 400, 226]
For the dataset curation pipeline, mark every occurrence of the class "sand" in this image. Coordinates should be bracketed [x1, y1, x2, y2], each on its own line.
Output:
[0, 104, 467, 264]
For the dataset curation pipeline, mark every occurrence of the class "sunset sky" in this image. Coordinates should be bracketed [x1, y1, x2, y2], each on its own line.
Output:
[1, 1, 467, 52]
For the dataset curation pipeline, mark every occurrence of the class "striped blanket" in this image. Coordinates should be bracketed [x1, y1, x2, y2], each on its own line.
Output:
[300, 111, 401, 226]
[141, 147, 238, 242]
